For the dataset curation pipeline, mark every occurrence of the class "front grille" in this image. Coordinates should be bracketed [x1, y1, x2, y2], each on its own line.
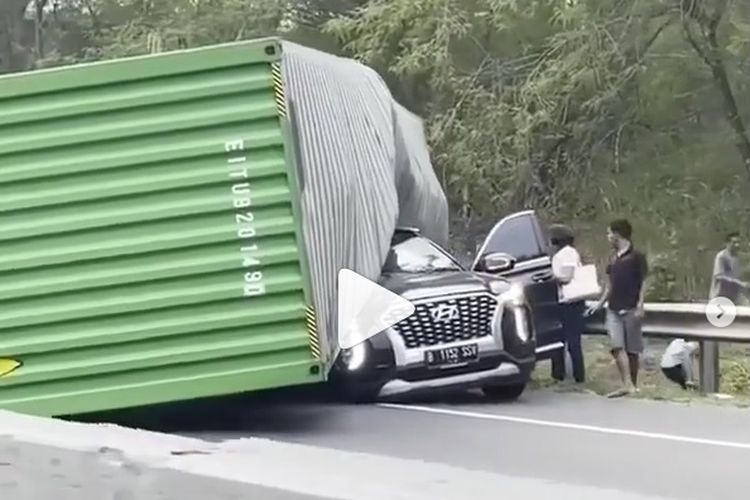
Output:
[393, 293, 498, 348]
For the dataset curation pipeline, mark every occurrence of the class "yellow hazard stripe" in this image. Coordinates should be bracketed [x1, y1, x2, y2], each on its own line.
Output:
[0, 358, 21, 378]
[271, 62, 287, 118]
[304, 305, 322, 360]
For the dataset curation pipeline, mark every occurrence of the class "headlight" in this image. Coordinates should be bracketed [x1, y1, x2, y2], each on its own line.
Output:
[340, 341, 367, 371]
[498, 282, 525, 306]
[489, 280, 507, 295]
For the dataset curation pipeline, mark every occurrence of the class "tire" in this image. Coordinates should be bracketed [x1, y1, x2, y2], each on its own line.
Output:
[329, 377, 380, 404]
[339, 386, 380, 404]
[482, 383, 526, 402]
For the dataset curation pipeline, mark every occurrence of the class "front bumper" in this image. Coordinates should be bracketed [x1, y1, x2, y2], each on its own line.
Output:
[332, 301, 536, 400]
[378, 359, 531, 399]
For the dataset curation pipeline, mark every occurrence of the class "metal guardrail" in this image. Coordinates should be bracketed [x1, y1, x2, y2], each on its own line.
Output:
[583, 302, 750, 393]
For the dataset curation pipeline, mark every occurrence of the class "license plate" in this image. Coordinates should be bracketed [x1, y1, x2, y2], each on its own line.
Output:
[424, 343, 479, 368]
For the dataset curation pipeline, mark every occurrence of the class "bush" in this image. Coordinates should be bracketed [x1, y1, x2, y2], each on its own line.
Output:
[722, 361, 750, 394]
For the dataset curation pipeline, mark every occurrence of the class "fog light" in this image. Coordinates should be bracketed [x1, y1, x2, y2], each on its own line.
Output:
[513, 306, 531, 342]
[490, 305, 505, 348]
[340, 341, 367, 371]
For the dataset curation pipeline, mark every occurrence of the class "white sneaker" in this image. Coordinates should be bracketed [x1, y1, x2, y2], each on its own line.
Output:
[606, 387, 630, 398]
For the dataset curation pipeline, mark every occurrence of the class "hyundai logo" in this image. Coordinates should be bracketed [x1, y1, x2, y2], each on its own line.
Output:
[430, 303, 459, 322]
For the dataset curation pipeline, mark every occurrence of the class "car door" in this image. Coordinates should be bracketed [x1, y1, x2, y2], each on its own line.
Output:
[471, 210, 564, 358]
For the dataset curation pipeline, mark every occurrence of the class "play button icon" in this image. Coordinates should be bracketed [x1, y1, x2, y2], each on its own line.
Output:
[337, 268, 415, 349]
[706, 297, 736, 328]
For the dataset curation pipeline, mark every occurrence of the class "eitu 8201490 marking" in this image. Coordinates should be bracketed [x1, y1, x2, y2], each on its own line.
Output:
[224, 139, 266, 297]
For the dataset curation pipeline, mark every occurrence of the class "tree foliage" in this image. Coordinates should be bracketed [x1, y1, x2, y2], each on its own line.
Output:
[326, 0, 749, 298]
[327, 0, 747, 210]
[1, 0, 748, 299]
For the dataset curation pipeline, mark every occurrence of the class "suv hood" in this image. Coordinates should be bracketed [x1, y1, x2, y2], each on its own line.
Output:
[380, 270, 510, 302]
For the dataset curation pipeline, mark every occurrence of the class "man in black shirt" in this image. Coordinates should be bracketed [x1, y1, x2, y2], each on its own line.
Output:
[587, 219, 648, 398]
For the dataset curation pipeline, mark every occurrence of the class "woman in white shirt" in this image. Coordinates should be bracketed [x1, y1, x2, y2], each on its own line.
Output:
[549, 224, 586, 383]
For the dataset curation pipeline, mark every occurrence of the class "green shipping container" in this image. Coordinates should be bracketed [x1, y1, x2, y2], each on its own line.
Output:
[0, 38, 326, 417]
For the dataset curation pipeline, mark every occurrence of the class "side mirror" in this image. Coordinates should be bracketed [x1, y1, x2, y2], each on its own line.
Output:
[479, 252, 515, 273]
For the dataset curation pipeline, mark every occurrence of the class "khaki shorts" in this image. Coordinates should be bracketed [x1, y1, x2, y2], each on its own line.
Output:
[606, 309, 643, 354]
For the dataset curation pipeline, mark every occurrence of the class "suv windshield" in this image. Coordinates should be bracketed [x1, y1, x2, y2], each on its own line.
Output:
[382, 233, 463, 273]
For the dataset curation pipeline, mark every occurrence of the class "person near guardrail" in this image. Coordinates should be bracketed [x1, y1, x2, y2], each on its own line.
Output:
[710, 232, 748, 302]
[702, 232, 749, 392]
[586, 219, 648, 398]
[660, 339, 699, 390]
[548, 224, 586, 384]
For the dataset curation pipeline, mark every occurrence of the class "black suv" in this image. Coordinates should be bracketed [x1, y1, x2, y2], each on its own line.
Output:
[331, 210, 563, 402]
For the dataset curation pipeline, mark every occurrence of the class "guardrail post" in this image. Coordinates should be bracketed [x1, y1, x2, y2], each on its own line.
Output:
[699, 341, 720, 393]
[584, 301, 749, 395]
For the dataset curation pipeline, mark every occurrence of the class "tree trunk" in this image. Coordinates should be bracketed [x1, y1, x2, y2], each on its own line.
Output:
[683, 0, 750, 179]
[34, 0, 48, 61]
[707, 50, 750, 178]
[0, 0, 34, 73]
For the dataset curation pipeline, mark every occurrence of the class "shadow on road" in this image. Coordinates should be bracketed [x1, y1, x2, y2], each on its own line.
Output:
[67, 382, 337, 434]
[65, 383, 521, 438]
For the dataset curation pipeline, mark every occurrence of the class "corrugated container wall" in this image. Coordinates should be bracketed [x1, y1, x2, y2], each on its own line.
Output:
[0, 38, 450, 417]
[0, 39, 324, 417]
[280, 42, 449, 365]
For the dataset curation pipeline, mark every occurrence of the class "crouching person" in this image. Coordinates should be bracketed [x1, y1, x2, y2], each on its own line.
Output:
[660, 339, 699, 389]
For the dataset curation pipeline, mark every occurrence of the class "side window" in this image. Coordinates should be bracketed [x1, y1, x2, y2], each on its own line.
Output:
[481, 214, 547, 262]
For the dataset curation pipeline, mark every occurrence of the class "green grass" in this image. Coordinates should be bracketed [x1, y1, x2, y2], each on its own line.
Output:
[530, 336, 750, 408]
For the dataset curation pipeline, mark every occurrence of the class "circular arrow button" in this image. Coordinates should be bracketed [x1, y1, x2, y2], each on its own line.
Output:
[706, 297, 737, 328]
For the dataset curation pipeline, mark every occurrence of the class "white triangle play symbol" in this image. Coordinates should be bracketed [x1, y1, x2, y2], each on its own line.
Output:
[337, 268, 415, 349]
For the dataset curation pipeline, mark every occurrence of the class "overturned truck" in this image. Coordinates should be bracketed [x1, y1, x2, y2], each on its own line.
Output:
[0, 38, 449, 416]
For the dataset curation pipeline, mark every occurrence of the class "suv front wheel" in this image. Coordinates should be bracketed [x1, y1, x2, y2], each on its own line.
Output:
[482, 383, 526, 402]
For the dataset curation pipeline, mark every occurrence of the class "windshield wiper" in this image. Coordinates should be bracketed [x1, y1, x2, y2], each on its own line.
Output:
[415, 267, 458, 273]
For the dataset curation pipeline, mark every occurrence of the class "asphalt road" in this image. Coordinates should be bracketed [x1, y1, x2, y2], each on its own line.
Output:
[172, 388, 750, 500]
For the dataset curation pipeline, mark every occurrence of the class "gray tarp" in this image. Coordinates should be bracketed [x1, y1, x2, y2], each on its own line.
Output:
[281, 42, 449, 366]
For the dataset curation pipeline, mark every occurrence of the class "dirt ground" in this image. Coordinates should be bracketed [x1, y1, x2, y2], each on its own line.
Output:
[530, 336, 750, 407]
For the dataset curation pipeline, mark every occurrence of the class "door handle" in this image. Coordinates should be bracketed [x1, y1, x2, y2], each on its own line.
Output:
[531, 271, 553, 282]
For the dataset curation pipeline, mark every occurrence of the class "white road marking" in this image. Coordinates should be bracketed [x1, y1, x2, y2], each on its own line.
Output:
[378, 403, 750, 451]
